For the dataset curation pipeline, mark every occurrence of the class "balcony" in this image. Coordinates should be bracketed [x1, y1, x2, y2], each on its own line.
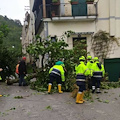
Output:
[35, 2, 98, 34]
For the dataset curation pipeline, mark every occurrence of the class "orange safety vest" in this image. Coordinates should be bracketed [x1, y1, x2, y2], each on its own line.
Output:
[15, 64, 19, 74]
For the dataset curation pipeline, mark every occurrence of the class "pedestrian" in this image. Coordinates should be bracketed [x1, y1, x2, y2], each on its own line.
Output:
[75, 56, 90, 104]
[0, 68, 3, 97]
[18, 57, 27, 86]
[48, 61, 65, 94]
[86, 56, 94, 90]
[91, 57, 105, 93]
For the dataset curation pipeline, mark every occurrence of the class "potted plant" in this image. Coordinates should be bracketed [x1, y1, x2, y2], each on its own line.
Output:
[69, 0, 78, 5]
[86, 0, 94, 4]
[52, 0, 60, 5]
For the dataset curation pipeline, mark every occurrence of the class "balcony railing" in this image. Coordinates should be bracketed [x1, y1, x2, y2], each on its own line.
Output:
[35, 2, 98, 34]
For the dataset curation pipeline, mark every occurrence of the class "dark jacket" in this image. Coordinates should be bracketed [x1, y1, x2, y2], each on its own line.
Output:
[18, 60, 27, 75]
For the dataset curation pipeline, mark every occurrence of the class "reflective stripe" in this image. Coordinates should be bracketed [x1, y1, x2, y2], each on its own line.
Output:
[93, 71, 102, 77]
[49, 83, 52, 85]
[78, 92, 82, 94]
[51, 71, 60, 76]
[77, 73, 84, 75]
[76, 79, 85, 82]
[52, 68, 61, 74]
[93, 75, 102, 78]
[92, 86, 95, 90]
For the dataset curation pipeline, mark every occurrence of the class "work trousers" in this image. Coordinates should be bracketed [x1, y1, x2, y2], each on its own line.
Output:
[76, 81, 86, 92]
[92, 77, 102, 88]
[49, 74, 62, 85]
[19, 74, 26, 86]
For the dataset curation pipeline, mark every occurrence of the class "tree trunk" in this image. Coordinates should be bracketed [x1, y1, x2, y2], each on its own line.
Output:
[5, 73, 37, 85]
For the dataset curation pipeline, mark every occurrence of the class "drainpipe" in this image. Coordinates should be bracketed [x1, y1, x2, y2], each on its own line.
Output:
[43, 0, 46, 18]
[109, 0, 115, 36]
[44, 22, 48, 38]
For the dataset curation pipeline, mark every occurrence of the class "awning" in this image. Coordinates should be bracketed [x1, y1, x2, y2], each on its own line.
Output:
[73, 32, 94, 35]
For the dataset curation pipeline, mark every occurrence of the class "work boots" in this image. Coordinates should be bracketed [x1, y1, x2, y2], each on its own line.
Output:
[58, 84, 63, 93]
[96, 88, 101, 94]
[92, 86, 95, 93]
[76, 93, 84, 104]
[48, 83, 52, 94]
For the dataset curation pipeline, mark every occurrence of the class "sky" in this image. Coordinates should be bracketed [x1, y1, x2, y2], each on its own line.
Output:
[0, 0, 30, 25]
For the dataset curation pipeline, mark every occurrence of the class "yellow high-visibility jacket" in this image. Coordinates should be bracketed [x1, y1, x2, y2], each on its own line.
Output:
[75, 61, 90, 76]
[91, 61, 105, 77]
[49, 65, 65, 82]
[87, 60, 94, 76]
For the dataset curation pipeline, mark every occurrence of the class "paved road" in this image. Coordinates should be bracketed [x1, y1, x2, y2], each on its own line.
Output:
[0, 82, 120, 120]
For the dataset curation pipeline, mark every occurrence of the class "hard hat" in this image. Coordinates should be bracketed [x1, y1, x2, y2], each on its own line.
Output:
[22, 57, 26, 60]
[79, 56, 85, 61]
[87, 56, 92, 60]
[93, 57, 99, 61]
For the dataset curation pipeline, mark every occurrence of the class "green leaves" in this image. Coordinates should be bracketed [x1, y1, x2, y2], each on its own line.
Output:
[46, 106, 52, 110]
[0, 21, 22, 81]
[27, 31, 87, 92]
[14, 96, 23, 99]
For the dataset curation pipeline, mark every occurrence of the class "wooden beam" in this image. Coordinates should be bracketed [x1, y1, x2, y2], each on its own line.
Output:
[43, 0, 46, 18]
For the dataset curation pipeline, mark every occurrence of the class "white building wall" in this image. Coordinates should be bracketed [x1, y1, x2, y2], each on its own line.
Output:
[29, 0, 120, 63]
[48, 21, 95, 51]
[115, 0, 120, 37]
[96, 0, 120, 58]
[48, 21, 95, 36]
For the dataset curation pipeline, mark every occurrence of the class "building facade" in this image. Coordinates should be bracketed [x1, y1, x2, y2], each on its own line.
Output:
[22, 0, 35, 63]
[23, 0, 120, 64]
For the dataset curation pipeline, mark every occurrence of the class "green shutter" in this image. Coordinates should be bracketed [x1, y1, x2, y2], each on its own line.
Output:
[104, 58, 120, 82]
[72, 0, 87, 16]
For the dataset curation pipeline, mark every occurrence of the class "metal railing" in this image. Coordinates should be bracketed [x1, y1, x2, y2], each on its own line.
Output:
[35, 2, 98, 34]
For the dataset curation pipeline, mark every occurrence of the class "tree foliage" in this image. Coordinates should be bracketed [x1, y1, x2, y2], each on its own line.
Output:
[0, 15, 22, 53]
[0, 23, 9, 44]
[27, 31, 88, 92]
[0, 16, 22, 80]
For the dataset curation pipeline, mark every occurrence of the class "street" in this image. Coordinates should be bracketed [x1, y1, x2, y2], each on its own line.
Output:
[0, 83, 120, 120]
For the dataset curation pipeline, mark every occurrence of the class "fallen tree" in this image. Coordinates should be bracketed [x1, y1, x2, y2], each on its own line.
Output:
[5, 73, 37, 85]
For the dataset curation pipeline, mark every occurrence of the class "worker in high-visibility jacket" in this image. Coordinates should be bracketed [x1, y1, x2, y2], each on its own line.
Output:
[55, 59, 67, 73]
[86, 56, 94, 89]
[48, 62, 65, 94]
[75, 56, 90, 104]
[91, 57, 105, 93]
